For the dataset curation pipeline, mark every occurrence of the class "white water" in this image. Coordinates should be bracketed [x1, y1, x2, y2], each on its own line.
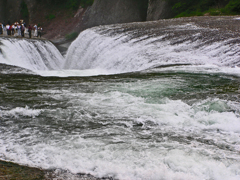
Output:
[64, 23, 240, 74]
[1, 89, 240, 180]
[0, 20, 240, 180]
[0, 38, 64, 71]
[1, 21, 240, 76]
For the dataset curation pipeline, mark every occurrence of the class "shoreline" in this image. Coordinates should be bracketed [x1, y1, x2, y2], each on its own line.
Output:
[0, 160, 44, 180]
[0, 160, 113, 180]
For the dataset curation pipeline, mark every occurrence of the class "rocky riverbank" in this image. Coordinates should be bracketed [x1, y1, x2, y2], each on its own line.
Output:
[0, 160, 114, 180]
[0, 160, 44, 180]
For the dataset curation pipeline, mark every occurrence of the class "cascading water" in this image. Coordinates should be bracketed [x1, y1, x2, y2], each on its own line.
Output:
[0, 16, 240, 180]
[0, 37, 64, 71]
[64, 19, 240, 74]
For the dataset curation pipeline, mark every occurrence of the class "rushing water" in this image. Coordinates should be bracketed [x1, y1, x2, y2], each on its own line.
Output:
[0, 19, 240, 180]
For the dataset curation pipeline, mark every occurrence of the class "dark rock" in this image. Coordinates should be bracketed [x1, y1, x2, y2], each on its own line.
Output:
[0, 0, 7, 22]
[0, 160, 44, 180]
[147, 0, 174, 21]
[0, 0, 174, 33]
[0, 0, 37, 25]
[83, 0, 146, 29]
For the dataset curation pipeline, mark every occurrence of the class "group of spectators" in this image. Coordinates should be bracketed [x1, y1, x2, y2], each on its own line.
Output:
[0, 20, 43, 38]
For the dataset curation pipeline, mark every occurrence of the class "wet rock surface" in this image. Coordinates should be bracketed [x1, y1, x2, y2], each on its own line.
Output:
[0, 161, 44, 180]
[102, 16, 240, 35]
[0, 160, 115, 180]
[0, 64, 35, 74]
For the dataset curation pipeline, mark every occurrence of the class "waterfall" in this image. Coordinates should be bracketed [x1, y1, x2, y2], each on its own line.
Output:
[0, 38, 64, 71]
[65, 21, 240, 74]
[1, 18, 240, 180]
[1, 18, 240, 76]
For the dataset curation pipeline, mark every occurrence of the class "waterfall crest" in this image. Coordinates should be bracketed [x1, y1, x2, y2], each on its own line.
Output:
[1, 17, 240, 76]
[64, 21, 240, 74]
[0, 38, 64, 71]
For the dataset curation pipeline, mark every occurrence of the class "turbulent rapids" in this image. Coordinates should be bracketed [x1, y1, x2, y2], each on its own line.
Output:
[0, 16, 240, 180]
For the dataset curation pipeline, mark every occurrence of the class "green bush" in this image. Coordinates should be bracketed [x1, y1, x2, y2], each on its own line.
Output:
[65, 32, 78, 40]
[172, 2, 185, 9]
[175, 10, 203, 18]
[20, 1, 29, 19]
[208, 9, 222, 16]
[45, 14, 56, 20]
[224, 0, 240, 14]
[81, 0, 95, 8]
[166, 0, 240, 17]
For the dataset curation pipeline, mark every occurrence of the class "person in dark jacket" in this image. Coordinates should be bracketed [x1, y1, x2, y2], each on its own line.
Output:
[2, 21, 6, 31]
[21, 24, 25, 37]
[37, 27, 42, 38]
[0, 23, 3, 35]
[28, 25, 32, 38]
[11, 24, 15, 35]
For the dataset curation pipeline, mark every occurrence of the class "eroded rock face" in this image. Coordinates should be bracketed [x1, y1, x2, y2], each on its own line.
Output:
[0, 0, 37, 25]
[24, 0, 37, 24]
[0, 0, 7, 22]
[84, 0, 146, 28]
[5, 0, 22, 23]
[84, 0, 174, 28]
[147, 0, 173, 21]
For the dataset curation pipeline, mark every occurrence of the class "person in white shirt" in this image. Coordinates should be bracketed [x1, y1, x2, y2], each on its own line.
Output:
[6, 24, 10, 35]
[33, 24, 38, 37]
[17, 23, 21, 36]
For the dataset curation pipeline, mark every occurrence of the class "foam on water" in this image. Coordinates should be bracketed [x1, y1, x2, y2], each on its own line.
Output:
[0, 106, 41, 118]
[0, 85, 240, 179]
[35, 68, 114, 77]
[1, 20, 240, 179]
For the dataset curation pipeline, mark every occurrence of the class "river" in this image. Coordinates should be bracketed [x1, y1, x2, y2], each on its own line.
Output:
[0, 16, 240, 180]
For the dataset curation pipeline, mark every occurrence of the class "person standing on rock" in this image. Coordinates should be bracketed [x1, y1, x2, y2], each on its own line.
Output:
[33, 24, 38, 37]
[11, 24, 15, 35]
[2, 21, 6, 32]
[24, 22, 28, 35]
[14, 23, 18, 36]
[0, 24, 3, 35]
[37, 27, 42, 38]
[28, 25, 32, 38]
[6, 24, 10, 35]
[17, 23, 21, 36]
[21, 24, 25, 37]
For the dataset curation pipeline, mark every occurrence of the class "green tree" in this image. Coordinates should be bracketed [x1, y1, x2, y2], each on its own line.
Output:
[20, 1, 29, 19]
